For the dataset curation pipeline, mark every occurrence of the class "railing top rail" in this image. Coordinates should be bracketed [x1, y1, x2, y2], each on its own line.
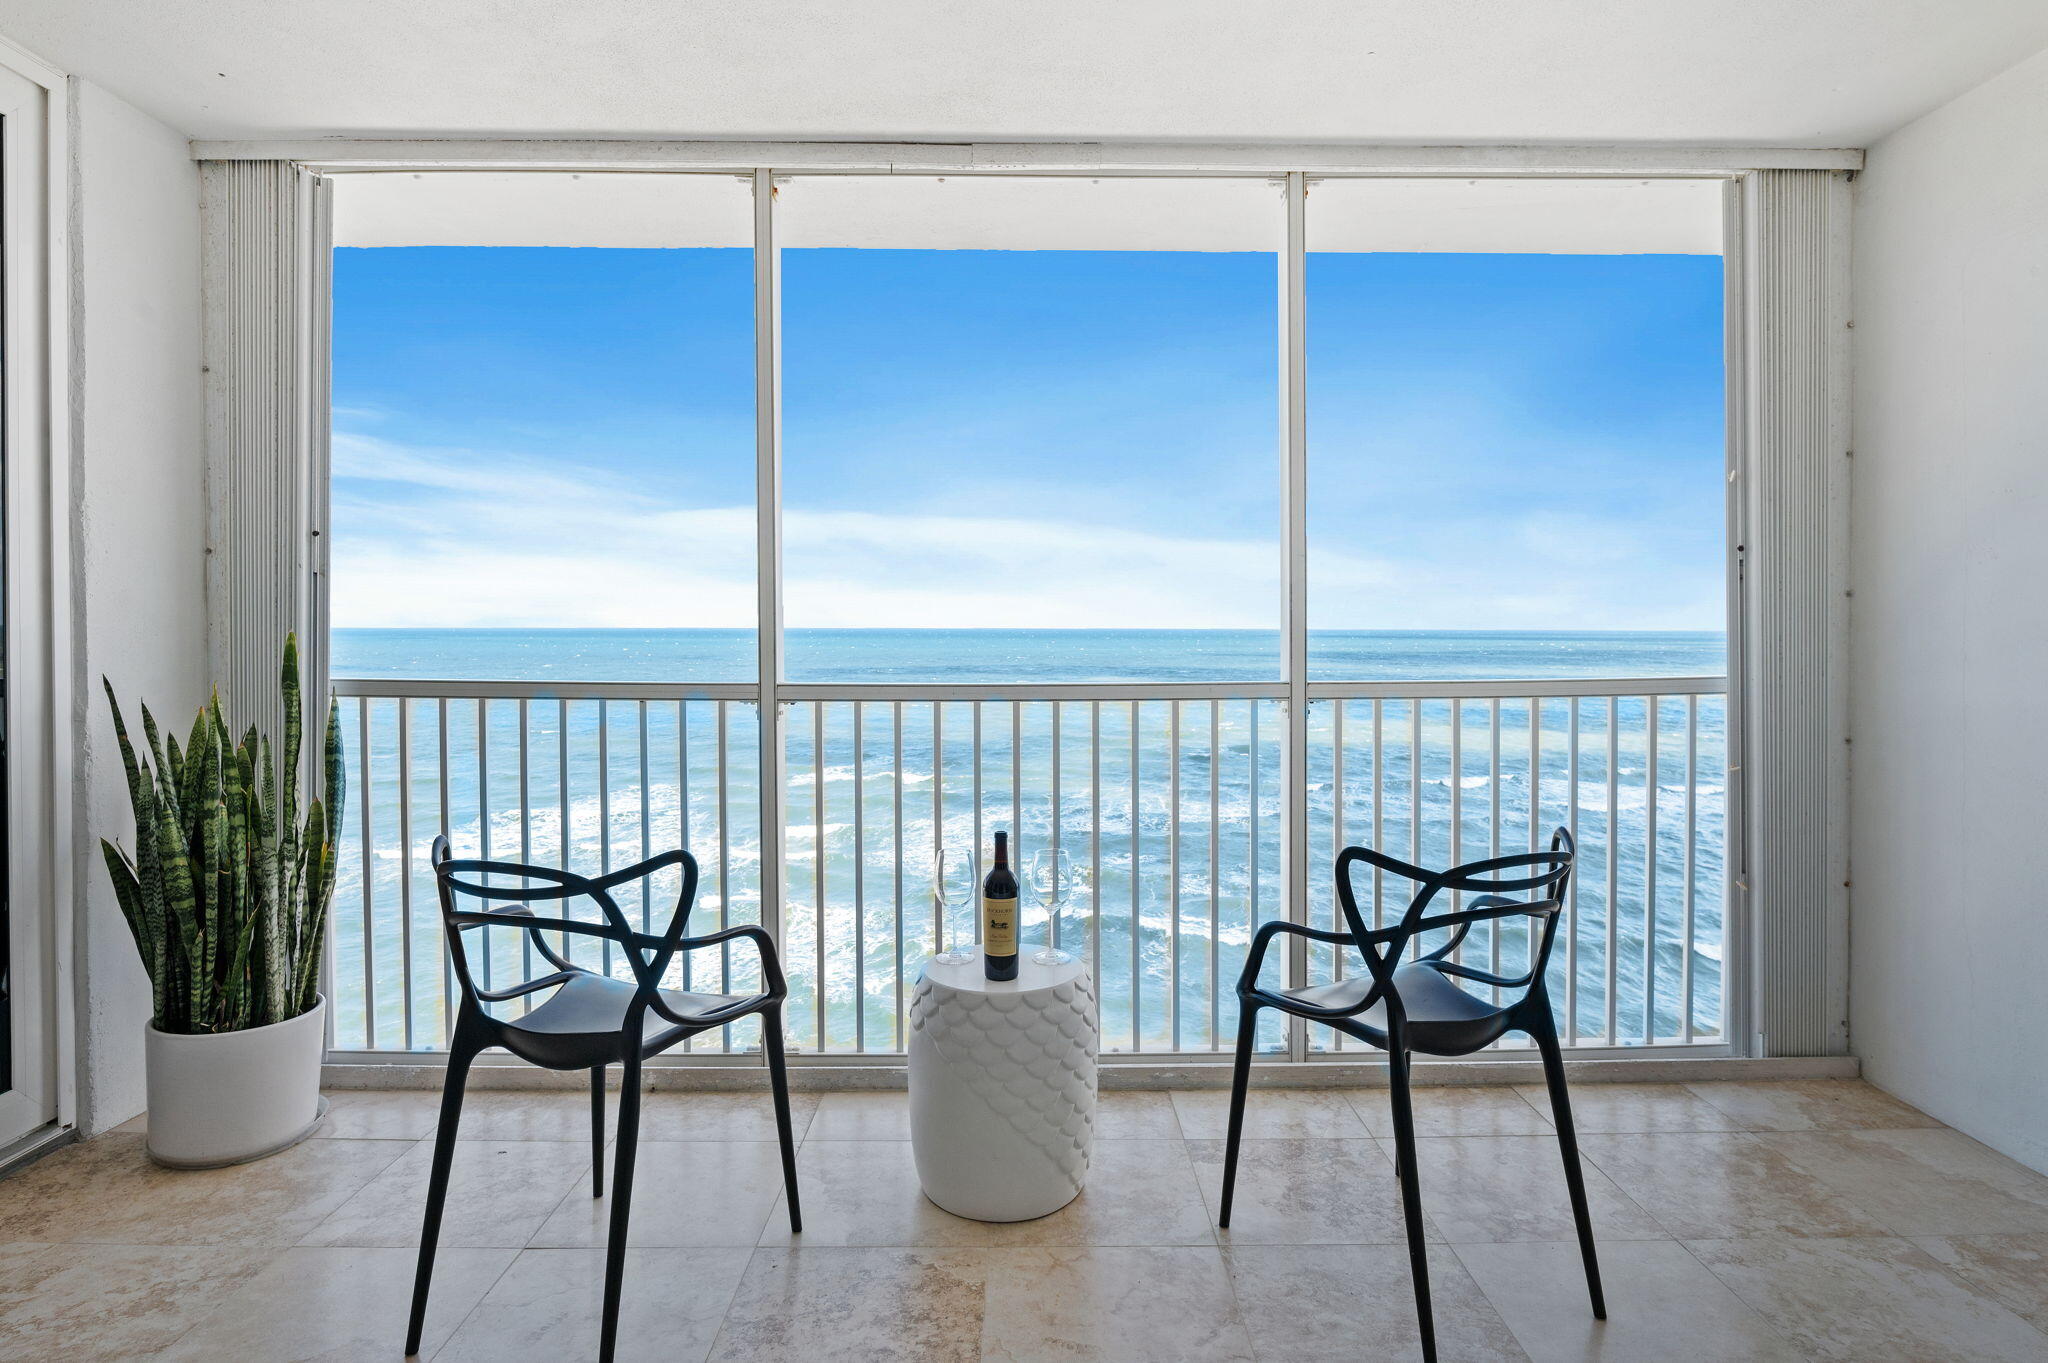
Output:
[333, 674, 1729, 702]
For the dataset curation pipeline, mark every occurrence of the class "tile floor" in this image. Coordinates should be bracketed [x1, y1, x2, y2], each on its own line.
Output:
[3, 1080, 2046, 1360]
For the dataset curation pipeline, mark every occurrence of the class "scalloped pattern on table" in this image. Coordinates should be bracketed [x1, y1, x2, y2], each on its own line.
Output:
[910, 969, 1099, 1198]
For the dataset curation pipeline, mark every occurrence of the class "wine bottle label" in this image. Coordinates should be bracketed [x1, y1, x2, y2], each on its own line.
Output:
[984, 895, 1018, 956]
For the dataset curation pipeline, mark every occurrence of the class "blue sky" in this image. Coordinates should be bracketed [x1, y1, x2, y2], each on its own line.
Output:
[330, 243, 1723, 632]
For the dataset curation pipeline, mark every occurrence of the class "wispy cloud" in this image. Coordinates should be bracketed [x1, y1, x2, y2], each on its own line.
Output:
[331, 432, 1719, 631]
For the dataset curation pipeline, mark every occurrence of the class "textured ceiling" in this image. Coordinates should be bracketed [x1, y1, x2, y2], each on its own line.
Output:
[6, 1, 2045, 146]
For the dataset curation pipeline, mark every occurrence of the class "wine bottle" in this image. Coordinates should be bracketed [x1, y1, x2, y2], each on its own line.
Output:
[983, 830, 1019, 981]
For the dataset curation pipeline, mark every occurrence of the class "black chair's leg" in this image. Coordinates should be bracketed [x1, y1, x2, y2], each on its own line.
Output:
[1218, 1002, 1258, 1229]
[599, 1053, 643, 1363]
[405, 1025, 479, 1357]
[590, 1064, 606, 1198]
[1535, 1020, 1607, 1319]
[764, 1009, 803, 1233]
[1386, 1041, 1437, 1363]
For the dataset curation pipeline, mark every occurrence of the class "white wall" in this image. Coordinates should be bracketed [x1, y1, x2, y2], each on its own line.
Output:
[1851, 45, 2048, 1170]
[68, 79, 207, 1134]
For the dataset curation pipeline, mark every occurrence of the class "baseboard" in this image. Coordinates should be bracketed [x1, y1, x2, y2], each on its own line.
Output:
[322, 1053, 1860, 1092]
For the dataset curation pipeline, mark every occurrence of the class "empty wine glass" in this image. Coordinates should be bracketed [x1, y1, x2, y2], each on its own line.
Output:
[1030, 846, 1073, 966]
[931, 845, 979, 966]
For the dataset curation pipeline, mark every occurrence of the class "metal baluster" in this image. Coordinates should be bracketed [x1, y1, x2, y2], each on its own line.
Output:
[1450, 699, 1464, 962]
[1249, 702, 1261, 1008]
[1372, 699, 1384, 929]
[1645, 696, 1660, 1045]
[596, 699, 609, 977]
[518, 697, 532, 1009]
[557, 699, 569, 968]
[854, 701, 866, 1054]
[813, 700, 826, 1051]
[1605, 696, 1620, 1045]
[439, 699, 453, 1042]
[1129, 700, 1141, 1052]
[716, 701, 732, 1050]
[893, 701, 905, 1048]
[477, 699, 492, 990]
[639, 701, 652, 938]
[1684, 695, 1699, 1043]
[1490, 698, 1502, 1002]
[1332, 699, 1345, 990]
[1169, 699, 1182, 1050]
[1567, 699, 1581, 1045]
[1091, 701, 1103, 1031]
[972, 703, 984, 886]
[396, 698, 414, 1048]
[932, 704, 945, 957]
[1052, 703, 1064, 957]
[1011, 702, 1023, 875]
[1408, 700, 1422, 880]
[678, 701, 691, 1001]
[357, 698, 376, 1049]
[1208, 700, 1221, 1050]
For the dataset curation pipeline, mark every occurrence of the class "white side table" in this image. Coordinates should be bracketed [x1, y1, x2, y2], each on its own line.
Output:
[908, 950, 1097, 1222]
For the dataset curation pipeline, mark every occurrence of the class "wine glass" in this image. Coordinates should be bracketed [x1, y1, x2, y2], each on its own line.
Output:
[1029, 846, 1073, 966]
[931, 845, 979, 966]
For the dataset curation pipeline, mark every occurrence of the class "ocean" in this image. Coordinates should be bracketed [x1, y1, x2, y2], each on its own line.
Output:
[329, 628, 1727, 1055]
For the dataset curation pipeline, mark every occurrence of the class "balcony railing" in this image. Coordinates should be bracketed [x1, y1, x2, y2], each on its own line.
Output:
[329, 675, 1727, 1059]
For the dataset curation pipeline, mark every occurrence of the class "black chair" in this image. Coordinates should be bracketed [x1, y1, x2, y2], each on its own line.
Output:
[406, 836, 801, 1362]
[1219, 829, 1602, 1363]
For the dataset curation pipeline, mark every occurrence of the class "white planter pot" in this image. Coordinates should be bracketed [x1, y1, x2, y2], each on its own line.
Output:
[144, 996, 328, 1169]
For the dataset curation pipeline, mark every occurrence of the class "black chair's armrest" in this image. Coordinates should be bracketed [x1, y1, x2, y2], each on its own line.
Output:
[464, 903, 581, 974]
[1236, 918, 1364, 994]
[1412, 896, 1559, 965]
[1411, 897, 1559, 935]
[642, 923, 788, 1010]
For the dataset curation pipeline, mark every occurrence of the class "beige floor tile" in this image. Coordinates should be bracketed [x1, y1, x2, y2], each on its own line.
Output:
[980, 1245, 1254, 1361]
[979, 1139, 1213, 1246]
[0, 1133, 407, 1246]
[1228, 1242, 1527, 1362]
[433, 1246, 745, 1363]
[1172, 1088, 1369, 1139]
[1095, 1091, 1182, 1139]
[1579, 1131, 1888, 1239]
[707, 1247, 987, 1363]
[1350, 1086, 1555, 1138]
[1690, 1234, 2048, 1362]
[317, 1088, 446, 1140]
[1913, 1232, 2048, 1332]
[299, 1138, 587, 1247]
[756, 1139, 996, 1247]
[1684, 1079, 1941, 1133]
[1456, 1238, 1801, 1363]
[1407, 1135, 1669, 1244]
[529, 1140, 793, 1248]
[1187, 1138, 1430, 1244]
[1513, 1082, 1740, 1134]
[0, 1241, 271, 1359]
[158, 1244, 512, 1361]
[635, 1089, 818, 1142]
[1760, 1128, 2048, 1237]
[805, 1091, 912, 1140]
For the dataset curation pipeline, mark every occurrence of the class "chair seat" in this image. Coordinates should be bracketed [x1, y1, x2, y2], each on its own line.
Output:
[1281, 961, 1513, 1054]
[492, 971, 761, 1063]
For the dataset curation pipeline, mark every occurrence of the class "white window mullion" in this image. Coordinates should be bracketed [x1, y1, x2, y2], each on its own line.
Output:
[753, 167, 787, 1042]
[1280, 171, 1311, 1062]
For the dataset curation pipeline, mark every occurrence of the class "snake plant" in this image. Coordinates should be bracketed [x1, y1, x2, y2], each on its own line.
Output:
[100, 633, 344, 1034]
